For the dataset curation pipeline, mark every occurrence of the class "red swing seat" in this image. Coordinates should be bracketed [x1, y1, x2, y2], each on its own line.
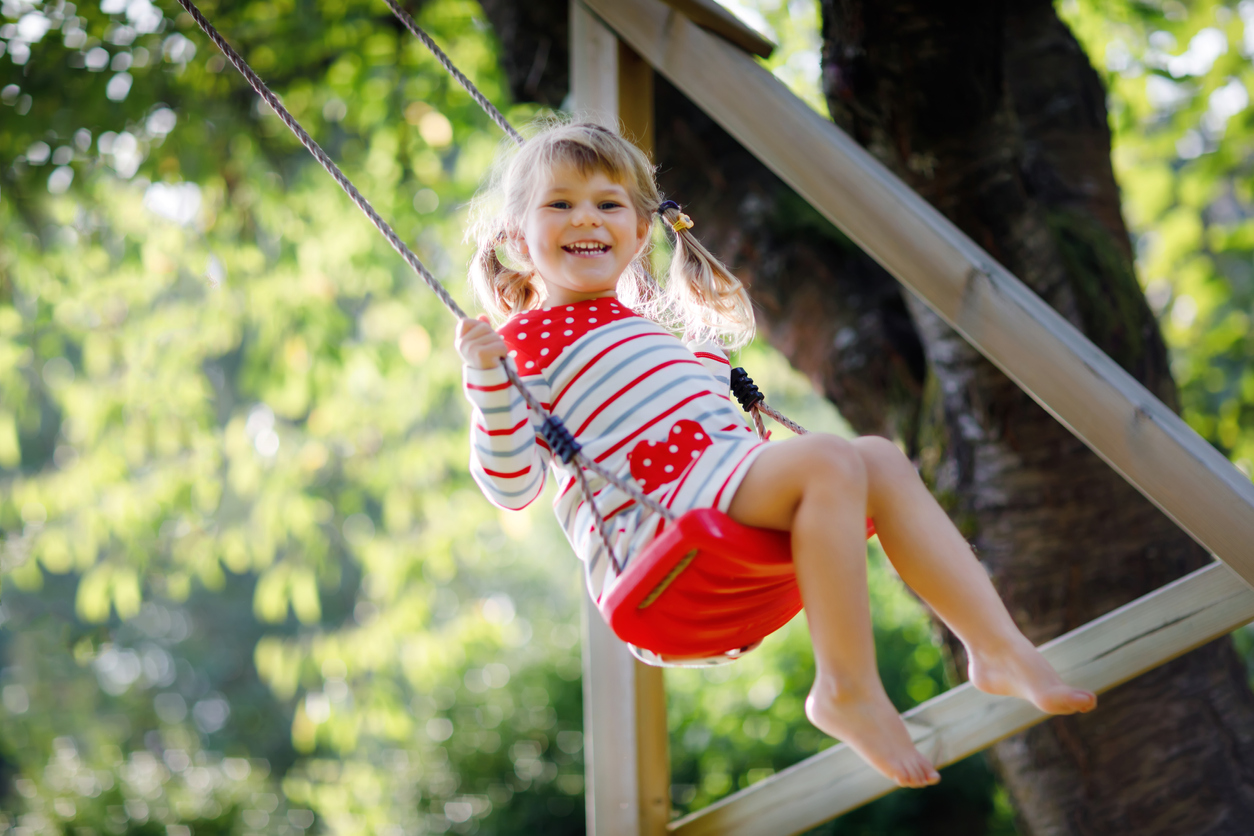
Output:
[600, 508, 876, 662]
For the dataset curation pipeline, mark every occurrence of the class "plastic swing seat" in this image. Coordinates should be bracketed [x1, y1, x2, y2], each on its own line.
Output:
[600, 508, 876, 664]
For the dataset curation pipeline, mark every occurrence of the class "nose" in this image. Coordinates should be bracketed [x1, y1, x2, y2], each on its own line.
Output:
[570, 201, 602, 227]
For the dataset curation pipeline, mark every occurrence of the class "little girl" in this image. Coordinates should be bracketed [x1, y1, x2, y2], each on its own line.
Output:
[455, 120, 1095, 789]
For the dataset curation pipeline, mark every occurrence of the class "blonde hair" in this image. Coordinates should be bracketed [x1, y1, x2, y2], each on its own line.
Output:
[466, 117, 755, 348]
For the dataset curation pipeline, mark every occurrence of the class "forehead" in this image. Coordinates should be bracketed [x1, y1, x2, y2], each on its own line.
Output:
[538, 161, 630, 194]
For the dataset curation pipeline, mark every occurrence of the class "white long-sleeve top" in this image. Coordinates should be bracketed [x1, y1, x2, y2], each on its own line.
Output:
[463, 298, 765, 602]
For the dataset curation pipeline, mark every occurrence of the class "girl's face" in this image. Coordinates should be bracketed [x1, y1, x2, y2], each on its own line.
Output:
[518, 162, 649, 307]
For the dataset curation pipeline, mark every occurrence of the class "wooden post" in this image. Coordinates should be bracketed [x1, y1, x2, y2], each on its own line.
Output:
[571, 3, 670, 834]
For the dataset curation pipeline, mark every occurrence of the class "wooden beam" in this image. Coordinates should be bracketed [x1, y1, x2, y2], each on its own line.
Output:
[618, 40, 656, 154]
[656, 0, 774, 59]
[581, 598, 645, 836]
[581, 596, 670, 835]
[668, 561, 1254, 835]
[618, 34, 671, 836]
[579, 0, 1254, 590]
[571, 0, 618, 127]
[572, 4, 670, 834]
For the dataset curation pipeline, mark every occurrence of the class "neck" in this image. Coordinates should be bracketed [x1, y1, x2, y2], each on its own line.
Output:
[542, 287, 619, 307]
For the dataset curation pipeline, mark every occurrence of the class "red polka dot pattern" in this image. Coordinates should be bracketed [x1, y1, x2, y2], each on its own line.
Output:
[627, 419, 713, 494]
[499, 299, 637, 375]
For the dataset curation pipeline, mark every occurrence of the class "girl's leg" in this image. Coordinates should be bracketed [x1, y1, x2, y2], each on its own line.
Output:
[851, 436, 1096, 714]
[727, 434, 940, 788]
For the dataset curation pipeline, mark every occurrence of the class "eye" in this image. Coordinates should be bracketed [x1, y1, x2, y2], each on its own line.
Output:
[599, 200, 624, 210]
[547, 200, 571, 210]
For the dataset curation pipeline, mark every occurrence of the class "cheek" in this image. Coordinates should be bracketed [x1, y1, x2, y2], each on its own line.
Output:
[518, 224, 550, 259]
[527, 221, 560, 255]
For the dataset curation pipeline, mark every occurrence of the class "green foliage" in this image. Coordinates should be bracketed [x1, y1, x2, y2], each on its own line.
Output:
[721, 0, 829, 116]
[1, 0, 583, 833]
[1060, 0, 1254, 468]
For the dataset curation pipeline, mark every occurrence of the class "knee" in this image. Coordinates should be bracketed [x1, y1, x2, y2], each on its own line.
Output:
[801, 435, 867, 492]
[853, 435, 915, 482]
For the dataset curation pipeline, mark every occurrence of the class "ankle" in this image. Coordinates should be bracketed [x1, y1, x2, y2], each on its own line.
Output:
[812, 670, 884, 705]
[966, 632, 1035, 663]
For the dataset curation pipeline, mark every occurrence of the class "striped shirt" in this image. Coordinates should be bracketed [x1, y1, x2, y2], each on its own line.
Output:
[463, 297, 764, 601]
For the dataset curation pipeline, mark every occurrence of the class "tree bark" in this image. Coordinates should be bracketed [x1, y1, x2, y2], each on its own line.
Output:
[479, 1, 1254, 831]
[820, 2, 1254, 832]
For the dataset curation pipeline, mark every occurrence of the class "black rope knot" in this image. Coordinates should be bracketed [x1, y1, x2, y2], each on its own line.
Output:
[540, 415, 582, 464]
[730, 367, 765, 412]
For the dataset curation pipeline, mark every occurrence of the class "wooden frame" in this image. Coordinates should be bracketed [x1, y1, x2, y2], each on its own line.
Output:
[570, 0, 1254, 833]
[572, 5, 670, 834]
[671, 562, 1254, 834]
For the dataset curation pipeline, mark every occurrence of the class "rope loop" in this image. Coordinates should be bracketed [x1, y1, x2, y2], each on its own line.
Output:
[729, 367, 765, 412]
[540, 415, 582, 464]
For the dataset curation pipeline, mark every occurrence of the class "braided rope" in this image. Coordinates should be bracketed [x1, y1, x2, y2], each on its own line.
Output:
[757, 401, 809, 436]
[749, 404, 767, 440]
[572, 465, 623, 575]
[589, 458, 675, 519]
[173, 0, 468, 321]
[381, 0, 525, 147]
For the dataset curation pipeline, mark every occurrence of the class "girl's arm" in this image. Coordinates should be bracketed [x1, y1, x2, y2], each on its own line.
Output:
[685, 337, 733, 391]
[458, 318, 551, 510]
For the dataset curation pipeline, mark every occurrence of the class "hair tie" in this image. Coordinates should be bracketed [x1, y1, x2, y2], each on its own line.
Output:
[657, 200, 694, 233]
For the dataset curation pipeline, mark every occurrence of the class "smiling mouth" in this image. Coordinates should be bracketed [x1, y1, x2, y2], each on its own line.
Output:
[562, 242, 610, 255]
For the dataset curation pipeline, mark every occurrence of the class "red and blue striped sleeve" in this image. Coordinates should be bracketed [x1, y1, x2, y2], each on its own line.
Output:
[463, 362, 551, 510]
[685, 339, 732, 393]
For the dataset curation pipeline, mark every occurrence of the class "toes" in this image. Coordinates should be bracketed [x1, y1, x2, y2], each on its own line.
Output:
[894, 758, 939, 789]
[895, 770, 923, 789]
[890, 761, 918, 788]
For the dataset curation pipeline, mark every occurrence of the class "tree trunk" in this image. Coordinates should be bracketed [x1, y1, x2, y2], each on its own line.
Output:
[480, 1, 1254, 831]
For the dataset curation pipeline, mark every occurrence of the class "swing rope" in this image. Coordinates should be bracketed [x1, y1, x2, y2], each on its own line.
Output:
[171, 0, 808, 573]
[380, 0, 525, 148]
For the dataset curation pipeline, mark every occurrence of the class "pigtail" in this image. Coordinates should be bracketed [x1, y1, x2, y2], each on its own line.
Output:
[658, 201, 756, 349]
[468, 228, 542, 321]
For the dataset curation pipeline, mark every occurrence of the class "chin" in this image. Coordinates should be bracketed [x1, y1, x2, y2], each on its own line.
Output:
[566, 276, 618, 292]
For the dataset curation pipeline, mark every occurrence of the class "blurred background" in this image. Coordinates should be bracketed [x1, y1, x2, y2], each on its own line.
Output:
[1, 0, 1252, 833]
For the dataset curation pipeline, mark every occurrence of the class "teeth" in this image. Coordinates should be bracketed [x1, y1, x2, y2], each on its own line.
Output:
[566, 243, 608, 252]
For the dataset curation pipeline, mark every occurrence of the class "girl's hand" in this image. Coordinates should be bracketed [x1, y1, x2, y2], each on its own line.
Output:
[456, 315, 509, 370]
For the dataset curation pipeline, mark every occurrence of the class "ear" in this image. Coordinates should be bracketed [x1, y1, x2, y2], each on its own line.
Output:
[508, 228, 529, 258]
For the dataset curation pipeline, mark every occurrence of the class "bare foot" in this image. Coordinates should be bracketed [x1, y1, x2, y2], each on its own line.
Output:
[806, 677, 940, 788]
[969, 639, 1096, 715]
